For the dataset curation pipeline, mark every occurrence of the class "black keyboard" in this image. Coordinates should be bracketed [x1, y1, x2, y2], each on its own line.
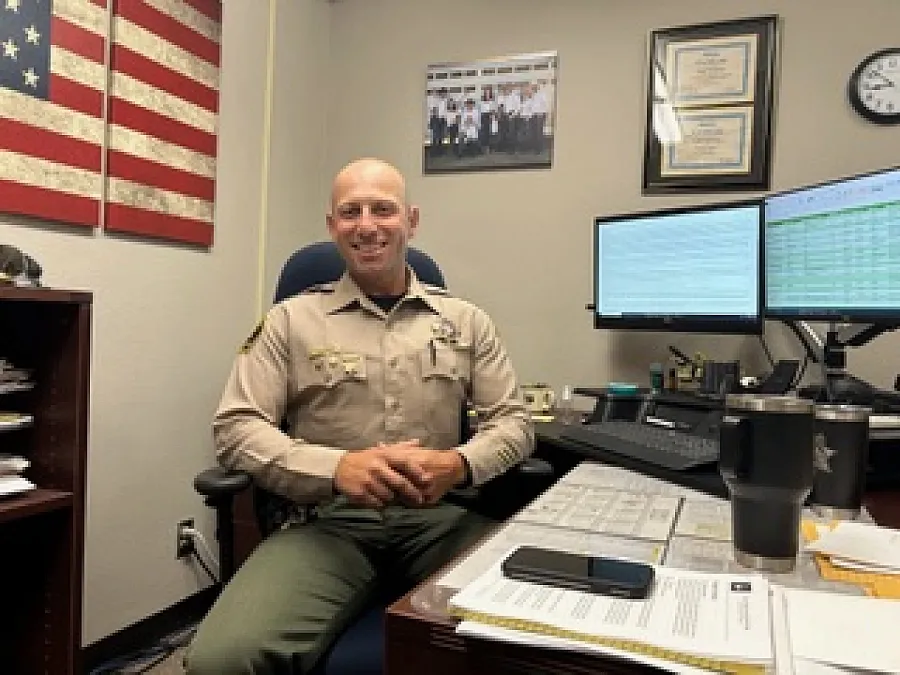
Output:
[557, 420, 719, 471]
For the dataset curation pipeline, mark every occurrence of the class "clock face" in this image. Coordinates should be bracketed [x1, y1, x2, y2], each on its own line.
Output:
[849, 49, 900, 123]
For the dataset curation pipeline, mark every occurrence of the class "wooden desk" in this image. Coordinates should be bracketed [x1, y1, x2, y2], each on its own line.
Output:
[385, 475, 900, 675]
[385, 583, 658, 675]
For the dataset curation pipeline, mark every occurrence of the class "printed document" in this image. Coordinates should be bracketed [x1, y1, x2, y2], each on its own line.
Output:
[449, 557, 773, 668]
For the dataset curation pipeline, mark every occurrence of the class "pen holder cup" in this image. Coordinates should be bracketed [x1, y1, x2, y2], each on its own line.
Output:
[521, 384, 556, 415]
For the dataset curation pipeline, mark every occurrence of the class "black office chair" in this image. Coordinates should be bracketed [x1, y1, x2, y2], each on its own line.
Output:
[194, 240, 554, 675]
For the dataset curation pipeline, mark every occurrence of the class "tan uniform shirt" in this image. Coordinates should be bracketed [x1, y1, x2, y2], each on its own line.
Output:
[213, 269, 534, 504]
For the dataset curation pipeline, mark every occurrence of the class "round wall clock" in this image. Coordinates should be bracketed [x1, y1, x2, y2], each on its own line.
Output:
[848, 48, 900, 124]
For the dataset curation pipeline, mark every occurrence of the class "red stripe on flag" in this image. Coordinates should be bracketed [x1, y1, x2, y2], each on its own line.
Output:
[0, 119, 101, 172]
[90, 0, 108, 7]
[107, 150, 216, 202]
[105, 203, 213, 246]
[113, 0, 220, 67]
[109, 98, 217, 156]
[49, 75, 104, 118]
[111, 45, 219, 113]
[0, 179, 98, 227]
[51, 16, 105, 65]
[182, 0, 221, 23]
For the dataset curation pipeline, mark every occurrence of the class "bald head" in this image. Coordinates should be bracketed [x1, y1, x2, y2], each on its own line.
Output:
[326, 157, 419, 296]
[331, 158, 407, 211]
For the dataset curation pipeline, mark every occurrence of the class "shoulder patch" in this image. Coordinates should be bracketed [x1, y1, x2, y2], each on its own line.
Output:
[300, 282, 335, 295]
[239, 317, 265, 354]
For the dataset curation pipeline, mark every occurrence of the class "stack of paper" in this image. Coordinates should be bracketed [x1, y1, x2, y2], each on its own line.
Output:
[0, 359, 34, 394]
[772, 586, 900, 674]
[0, 412, 33, 431]
[0, 453, 29, 475]
[0, 453, 34, 498]
[449, 553, 774, 673]
[806, 521, 900, 575]
[801, 521, 900, 600]
[0, 475, 36, 498]
[455, 621, 714, 674]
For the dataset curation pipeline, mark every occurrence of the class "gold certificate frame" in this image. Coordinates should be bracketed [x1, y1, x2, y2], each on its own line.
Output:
[643, 15, 778, 194]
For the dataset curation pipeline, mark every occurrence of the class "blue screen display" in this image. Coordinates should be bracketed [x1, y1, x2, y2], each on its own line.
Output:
[594, 203, 762, 326]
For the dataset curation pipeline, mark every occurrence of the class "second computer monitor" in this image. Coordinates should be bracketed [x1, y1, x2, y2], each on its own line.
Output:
[593, 199, 764, 335]
[765, 165, 900, 322]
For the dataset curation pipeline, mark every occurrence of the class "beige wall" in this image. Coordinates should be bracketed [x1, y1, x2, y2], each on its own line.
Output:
[1, 0, 302, 646]
[75, 0, 273, 645]
[263, 0, 332, 299]
[3, 0, 899, 649]
[326, 0, 900, 394]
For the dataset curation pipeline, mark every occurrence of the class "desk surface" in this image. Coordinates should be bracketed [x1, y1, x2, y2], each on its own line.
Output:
[385, 459, 900, 675]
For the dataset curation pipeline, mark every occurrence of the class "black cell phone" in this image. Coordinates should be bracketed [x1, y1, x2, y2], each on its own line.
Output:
[501, 546, 655, 599]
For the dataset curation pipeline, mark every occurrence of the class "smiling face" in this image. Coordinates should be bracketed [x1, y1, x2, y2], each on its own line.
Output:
[326, 159, 419, 296]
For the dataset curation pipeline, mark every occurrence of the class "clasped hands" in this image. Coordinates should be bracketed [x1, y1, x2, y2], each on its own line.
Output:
[333, 440, 466, 509]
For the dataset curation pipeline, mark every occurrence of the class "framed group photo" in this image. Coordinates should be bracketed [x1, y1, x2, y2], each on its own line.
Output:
[642, 15, 778, 194]
[423, 51, 558, 174]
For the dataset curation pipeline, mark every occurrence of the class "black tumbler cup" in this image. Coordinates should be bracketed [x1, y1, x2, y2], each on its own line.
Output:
[719, 394, 816, 573]
[810, 404, 870, 520]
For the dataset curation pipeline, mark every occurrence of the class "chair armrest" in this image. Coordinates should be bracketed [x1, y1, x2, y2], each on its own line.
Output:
[514, 457, 554, 479]
[194, 466, 253, 501]
[444, 457, 557, 520]
[193, 467, 253, 585]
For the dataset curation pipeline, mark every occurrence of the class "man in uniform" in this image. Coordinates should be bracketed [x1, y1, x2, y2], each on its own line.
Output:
[186, 157, 534, 674]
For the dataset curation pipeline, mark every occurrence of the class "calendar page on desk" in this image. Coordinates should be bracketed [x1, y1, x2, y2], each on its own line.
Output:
[513, 484, 681, 541]
[558, 462, 721, 501]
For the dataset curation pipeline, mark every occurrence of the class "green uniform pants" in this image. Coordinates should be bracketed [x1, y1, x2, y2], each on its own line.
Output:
[184, 499, 492, 674]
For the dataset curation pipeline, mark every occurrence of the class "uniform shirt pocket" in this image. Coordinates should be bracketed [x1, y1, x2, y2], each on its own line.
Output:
[308, 352, 369, 388]
[421, 342, 467, 381]
[295, 352, 375, 448]
[418, 341, 471, 442]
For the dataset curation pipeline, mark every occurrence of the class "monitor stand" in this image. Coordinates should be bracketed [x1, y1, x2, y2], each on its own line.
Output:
[785, 321, 900, 412]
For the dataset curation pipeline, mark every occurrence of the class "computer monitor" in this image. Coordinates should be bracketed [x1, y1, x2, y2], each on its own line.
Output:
[765, 165, 900, 321]
[592, 199, 764, 335]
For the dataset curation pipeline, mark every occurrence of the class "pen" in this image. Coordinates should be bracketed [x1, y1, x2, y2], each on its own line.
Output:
[667, 345, 691, 365]
[429, 339, 436, 366]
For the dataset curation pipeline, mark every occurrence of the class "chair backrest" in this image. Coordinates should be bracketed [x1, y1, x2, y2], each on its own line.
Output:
[254, 241, 447, 535]
[274, 240, 446, 303]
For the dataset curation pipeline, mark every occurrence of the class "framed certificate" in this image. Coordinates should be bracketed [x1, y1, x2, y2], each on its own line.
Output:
[642, 15, 778, 194]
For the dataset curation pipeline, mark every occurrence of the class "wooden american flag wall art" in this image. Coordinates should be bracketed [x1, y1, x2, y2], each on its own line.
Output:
[0, 0, 221, 247]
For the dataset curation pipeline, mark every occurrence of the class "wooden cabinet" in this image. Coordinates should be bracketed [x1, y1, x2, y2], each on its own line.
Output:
[0, 286, 91, 674]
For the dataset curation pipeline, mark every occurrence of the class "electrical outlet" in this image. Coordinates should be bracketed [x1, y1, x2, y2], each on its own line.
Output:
[176, 518, 195, 559]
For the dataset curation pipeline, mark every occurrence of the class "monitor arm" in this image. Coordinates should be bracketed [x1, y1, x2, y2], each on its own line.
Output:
[782, 319, 900, 408]
[785, 320, 900, 370]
